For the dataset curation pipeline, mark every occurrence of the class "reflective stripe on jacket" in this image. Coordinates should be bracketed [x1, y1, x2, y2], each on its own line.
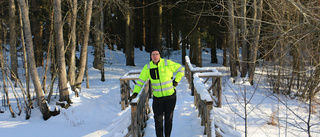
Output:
[133, 58, 185, 97]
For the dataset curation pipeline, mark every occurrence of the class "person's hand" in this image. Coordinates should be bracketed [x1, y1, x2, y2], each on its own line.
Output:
[129, 93, 138, 101]
[173, 80, 178, 87]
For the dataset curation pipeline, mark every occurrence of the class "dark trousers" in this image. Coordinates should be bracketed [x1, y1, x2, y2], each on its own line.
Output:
[152, 91, 176, 137]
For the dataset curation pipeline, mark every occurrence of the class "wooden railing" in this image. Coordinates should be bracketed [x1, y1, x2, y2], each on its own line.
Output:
[193, 73, 215, 137]
[185, 56, 222, 137]
[119, 70, 150, 137]
[185, 56, 222, 107]
[186, 56, 240, 137]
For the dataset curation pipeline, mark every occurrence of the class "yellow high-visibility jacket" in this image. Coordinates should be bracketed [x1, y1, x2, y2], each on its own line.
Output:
[133, 58, 185, 97]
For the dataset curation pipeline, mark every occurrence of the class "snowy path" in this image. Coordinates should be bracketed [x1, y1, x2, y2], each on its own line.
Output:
[143, 77, 205, 137]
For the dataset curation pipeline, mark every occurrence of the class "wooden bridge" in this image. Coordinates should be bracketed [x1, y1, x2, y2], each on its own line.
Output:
[119, 56, 240, 137]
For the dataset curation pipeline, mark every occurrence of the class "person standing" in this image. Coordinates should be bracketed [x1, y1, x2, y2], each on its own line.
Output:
[129, 47, 185, 137]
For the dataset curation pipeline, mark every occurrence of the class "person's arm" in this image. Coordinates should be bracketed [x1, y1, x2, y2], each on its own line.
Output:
[129, 64, 149, 100]
[170, 60, 185, 83]
[133, 64, 149, 94]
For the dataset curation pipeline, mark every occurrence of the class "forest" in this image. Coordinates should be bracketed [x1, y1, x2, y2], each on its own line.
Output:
[0, 0, 319, 128]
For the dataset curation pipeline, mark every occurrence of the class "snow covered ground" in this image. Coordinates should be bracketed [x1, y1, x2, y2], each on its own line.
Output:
[0, 46, 319, 137]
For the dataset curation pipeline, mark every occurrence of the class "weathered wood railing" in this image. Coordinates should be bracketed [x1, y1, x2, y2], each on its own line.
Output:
[193, 74, 240, 137]
[186, 56, 241, 137]
[185, 56, 222, 107]
[119, 70, 150, 137]
[193, 73, 215, 136]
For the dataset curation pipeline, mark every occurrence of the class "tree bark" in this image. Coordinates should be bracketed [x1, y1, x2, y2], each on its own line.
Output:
[149, 0, 162, 51]
[125, 0, 135, 66]
[223, 33, 227, 67]
[68, 0, 77, 91]
[30, 0, 44, 67]
[53, 0, 70, 102]
[181, 30, 187, 65]
[9, 0, 18, 85]
[172, 1, 180, 51]
[134, 0, 144, 50]
[190, 27, 202, 67]
[240, 0, 248, 77]
[228, 0, 237, 78]
[211, 39, 218, 63]
[0, 20, 15, 118]
[75, 0, 93, 90]
[248, 0, 263, 85]
[18, 0, 52, 120]
[93, 1, 102, 69]
[18, 3, 31, 118]
[100, 0, 105, 82]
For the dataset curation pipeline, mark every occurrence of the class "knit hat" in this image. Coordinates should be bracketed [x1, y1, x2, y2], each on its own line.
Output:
[150, 47, 161, 56]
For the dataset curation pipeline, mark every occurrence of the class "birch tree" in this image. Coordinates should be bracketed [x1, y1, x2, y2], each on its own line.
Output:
[9, 0, 18, 85]
[18, 0, 53, 120]
[68, 0, 77, 91]
[53, 0, 70, 103]
[18, 2, 31, 119]
[240, 0, 248, 77]
[75, 0, 93, 90]
[248, 0, 263, 85]
[228, 0, 237, 78]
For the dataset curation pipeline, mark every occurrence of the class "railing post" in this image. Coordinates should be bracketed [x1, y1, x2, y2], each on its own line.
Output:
[206, 101, 213, 137]
[191, 71, 195, 96]
[217, 77, 222, 108]
[120, 80, 126, 110]
[210, 77, 215, 97]
[131, 102, 138, 137]
[126, 80, 131, 107]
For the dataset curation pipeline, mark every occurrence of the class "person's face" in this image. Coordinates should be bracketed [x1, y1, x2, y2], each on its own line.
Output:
[151, 51, 160, 64]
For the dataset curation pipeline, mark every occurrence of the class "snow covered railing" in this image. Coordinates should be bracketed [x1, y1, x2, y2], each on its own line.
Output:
[119, 70, 150, 137]
[129, 81, 150, 137]
[119, 70, 142, 110]
[194, 73, 240, 137]
[193, 73, 214, 137]
[185, 56, 222, 107]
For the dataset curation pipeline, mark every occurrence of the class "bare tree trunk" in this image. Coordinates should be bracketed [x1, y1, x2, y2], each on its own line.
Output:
[248, 0, 263, 85]
[68, 0, 77, 91]
[133, 0, 144, 50]
[189, 41, 194, 63]
[149, 0, 162, 50]
[191, 27, 202, 67]
[18, 0, 53, 120]
[172, 27, 180, 51]
[43, 10, 54, 95]
[100, 0, 105, 82]
[53, 0, 70, 103]
[181, 29, 187, 65]
[223, 33, 227, 67]
[240, 0, 248, 77]
[164, 0, 172, 51]
[125, 0, 135, 66]
[0, 24, 15, 118]
[86, 55, 90, 89]
[18, 3, 31, 119]
[93, 1, 102, 69]
[75, 0, 93, 90]
[9, 0, 18, 86]
[228, 0, 237, 78]
[30, 0, 44, 67]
